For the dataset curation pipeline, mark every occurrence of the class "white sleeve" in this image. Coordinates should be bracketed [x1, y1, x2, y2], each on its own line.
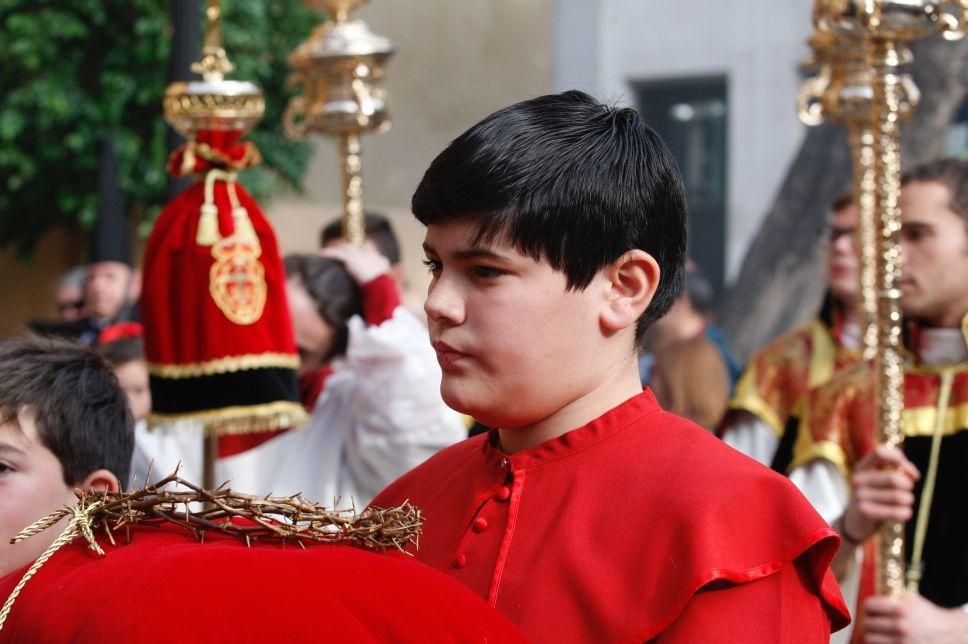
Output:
[130, 419, 207, 488]
[341, 308, 466, 502]
[790, 459, 859, 643]
[789, 459, 848, 525]
[719, 412, 779, 467]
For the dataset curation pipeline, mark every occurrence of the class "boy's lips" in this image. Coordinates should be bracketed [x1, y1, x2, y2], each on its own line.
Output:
[431, 340, 470, 370]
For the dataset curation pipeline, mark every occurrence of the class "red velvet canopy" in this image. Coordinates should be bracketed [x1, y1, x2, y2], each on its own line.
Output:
[141, 130, 306, 436]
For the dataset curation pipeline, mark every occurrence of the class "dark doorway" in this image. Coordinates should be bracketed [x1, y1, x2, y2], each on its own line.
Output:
[944, 95, 968, 157]
[635, 77, 728, 303]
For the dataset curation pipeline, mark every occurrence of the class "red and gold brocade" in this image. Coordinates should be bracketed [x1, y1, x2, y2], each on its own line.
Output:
[794, 315, 968, 636]
[729, 318, 858, 439]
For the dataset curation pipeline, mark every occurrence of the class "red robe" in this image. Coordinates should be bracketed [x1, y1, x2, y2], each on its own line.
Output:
[370, 390, 850, 642]
[0, 521, 525, 643]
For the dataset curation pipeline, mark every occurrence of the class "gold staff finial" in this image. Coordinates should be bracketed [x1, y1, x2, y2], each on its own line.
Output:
[190, 0, 236, 83]
[284, 0, 394, 247]
[164, 0, 264, 139]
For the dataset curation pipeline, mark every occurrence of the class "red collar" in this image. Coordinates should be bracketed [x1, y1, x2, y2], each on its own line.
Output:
[482, 389, 662, 473]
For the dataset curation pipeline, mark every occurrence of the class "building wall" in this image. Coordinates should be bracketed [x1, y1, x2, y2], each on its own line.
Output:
[553, 0, 815, 283]
[0, 229, 84, 339]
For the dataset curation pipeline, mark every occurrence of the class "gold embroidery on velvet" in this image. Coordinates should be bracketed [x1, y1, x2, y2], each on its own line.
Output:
[148, 353, 299, 378]
[148, 401, 309, 435]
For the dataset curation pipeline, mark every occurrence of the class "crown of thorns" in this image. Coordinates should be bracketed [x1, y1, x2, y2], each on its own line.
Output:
[13, 468, 422, 554]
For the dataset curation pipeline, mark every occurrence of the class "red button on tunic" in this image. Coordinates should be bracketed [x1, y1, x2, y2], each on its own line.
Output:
[371, 390, 850, 643]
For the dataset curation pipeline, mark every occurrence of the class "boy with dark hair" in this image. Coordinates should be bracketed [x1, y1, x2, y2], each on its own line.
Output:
[0, 335, 133, 577]
[370, 91, 849, 641]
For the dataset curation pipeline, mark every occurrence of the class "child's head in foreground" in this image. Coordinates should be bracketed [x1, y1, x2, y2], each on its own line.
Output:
[0, 335, 133, 576]
[416, 90, 687, 431]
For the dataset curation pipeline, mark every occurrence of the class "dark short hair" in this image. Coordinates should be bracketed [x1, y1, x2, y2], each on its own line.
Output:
[902, 158, 968, 224]
[284, 254, 363, 360]
[0, 335, 133, 486]
[320, 212, 402, 265]
[830, 189, 854, 214]
[411, 90, 687, 339]
[96, 336, 144, 368]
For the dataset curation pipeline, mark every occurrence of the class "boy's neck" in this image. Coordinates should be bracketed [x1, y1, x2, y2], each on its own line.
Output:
[497, 359, 644, 454]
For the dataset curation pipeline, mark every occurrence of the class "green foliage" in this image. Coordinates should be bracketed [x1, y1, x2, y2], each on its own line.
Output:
[0, 1, 319, 256]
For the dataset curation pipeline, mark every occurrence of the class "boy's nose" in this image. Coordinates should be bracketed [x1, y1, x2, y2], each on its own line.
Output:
[831, 232, 853, 255]
[424, 279, 465, 325]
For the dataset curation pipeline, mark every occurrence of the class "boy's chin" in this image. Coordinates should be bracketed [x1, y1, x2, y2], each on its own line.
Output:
[441, 382, 491, 422]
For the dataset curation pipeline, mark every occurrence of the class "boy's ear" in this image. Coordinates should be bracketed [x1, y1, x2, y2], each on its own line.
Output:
[599, 250, 660, 334]
[76, 469, 122, 494]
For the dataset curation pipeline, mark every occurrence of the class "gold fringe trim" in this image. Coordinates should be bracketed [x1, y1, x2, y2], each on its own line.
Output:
[906, 360, 968, 375]
[148, 401, 309, 436]
[902, 400, 968, 438]
[148, 353, 299, 379]
[790, 401, 968, 475]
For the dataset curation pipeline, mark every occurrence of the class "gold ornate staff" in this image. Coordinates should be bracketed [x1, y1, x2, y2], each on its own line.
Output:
[799, 31, 885, 362]
[284, 0, 395, 247]
[799, 0, 968, 599]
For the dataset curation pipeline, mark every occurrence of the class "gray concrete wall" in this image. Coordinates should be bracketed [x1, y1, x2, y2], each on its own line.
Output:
[553, 0, 815, 282]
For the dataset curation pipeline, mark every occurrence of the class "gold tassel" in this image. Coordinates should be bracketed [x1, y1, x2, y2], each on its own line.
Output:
[196, 203, 220, 246]
[232, 207, 258, 245]
[224, 178, 259, 247]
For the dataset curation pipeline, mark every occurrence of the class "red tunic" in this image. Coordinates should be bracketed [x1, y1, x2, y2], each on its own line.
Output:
[370, 390, 850, 642]
[0, 522, 525, 643]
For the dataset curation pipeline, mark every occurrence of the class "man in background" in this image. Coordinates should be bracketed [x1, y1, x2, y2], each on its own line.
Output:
[53, 266, 86, 323]
[718, 192, 861, 474]
[30, 139, 139, 345]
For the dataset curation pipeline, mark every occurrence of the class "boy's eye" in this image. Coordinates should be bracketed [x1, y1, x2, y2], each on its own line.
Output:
[0, 463, 13, 476]
[471, 266, 505, 279]
[422, 259, 442, 274]
[902, 228, 927, 243]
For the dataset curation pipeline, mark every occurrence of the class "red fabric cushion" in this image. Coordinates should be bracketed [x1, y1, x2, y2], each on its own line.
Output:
[0, 522, 525, 643]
